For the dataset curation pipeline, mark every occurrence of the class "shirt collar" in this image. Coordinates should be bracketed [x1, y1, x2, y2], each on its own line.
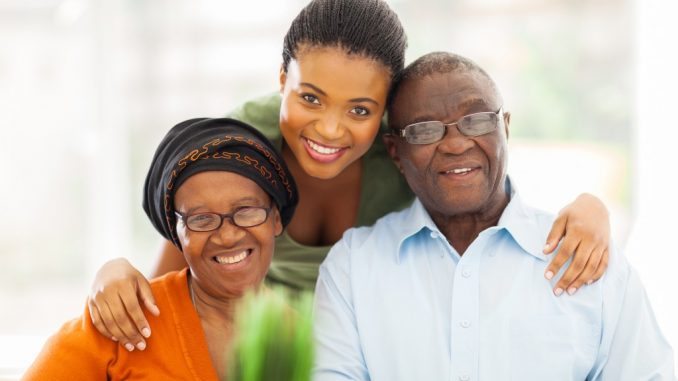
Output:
[393, 198, 443, 264]
[395, 179, 548, 263]
[496, 182, 549, 261]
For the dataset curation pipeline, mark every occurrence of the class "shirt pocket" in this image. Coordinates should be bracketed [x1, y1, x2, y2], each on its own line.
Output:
[509, 315, 598, 381]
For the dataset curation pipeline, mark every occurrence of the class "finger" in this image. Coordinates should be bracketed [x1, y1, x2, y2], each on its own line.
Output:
[119, 290, 152, 340]
[138, 280, 160, 317]
[589, 249, 609, 283]
[566, 247, 604, 294]
[544, 238, 579, 283]
[88, 299, 116, 341]
[106, 295, 147, 351]
[95, 297, 129, 349]
[554, 241, 596, 295]
[543, 215, 567, 254]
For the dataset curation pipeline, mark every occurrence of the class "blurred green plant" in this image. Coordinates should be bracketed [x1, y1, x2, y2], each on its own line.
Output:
[227, 288, 314, 381]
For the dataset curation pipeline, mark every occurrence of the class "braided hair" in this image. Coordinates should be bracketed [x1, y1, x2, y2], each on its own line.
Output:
[282, 0, 407, 77]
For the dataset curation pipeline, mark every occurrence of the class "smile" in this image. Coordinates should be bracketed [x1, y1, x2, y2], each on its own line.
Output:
[445, 167, 473, 174]
[305, 137, 343, 154]
[214, 249, 251, 265]
[302, 137, 347, 163]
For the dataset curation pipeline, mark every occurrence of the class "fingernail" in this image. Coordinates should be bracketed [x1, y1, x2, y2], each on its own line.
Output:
[554, 288, 563, 296]
[125, 343, 135, 352]
[586, 279, 593, 285]
[136, 341, 146, 351]
[544, 271, 554, 280]
[567, 287, 577, 295]
[141, 328, 151, 338]
[543, 243, 551, 251]
[111, 336, 118, 342]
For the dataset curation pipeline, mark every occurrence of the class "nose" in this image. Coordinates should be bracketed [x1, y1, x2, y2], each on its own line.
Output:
[436, 124, 474, 155]
[211, 218, 246, 247]
[314, 111, 344, 141]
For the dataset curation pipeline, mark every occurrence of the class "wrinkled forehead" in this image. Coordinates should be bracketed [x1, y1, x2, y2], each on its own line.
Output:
[391, 70, 501, 124]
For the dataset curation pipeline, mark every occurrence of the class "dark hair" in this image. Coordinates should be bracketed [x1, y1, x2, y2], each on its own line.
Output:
[282, 0, 407, 77]
[387, 51, 499, 113]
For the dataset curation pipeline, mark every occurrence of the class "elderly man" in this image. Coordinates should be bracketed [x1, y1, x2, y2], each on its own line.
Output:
[313, 52, 675, 381]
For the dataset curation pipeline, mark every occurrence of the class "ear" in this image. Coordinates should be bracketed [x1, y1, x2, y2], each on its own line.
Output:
[383, 133, 404, 174]
[279, 65, 287, 94]
[272, 207, 283, 237]
[503, 111, 511, 140]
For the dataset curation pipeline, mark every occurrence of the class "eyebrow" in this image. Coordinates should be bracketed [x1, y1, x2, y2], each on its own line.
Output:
[456, 98, 492, 112]
[399, 99, 493, 126]
[300, 82, 380, 106]
[300, 82, 327, 96]
[181, 197, 266, 214]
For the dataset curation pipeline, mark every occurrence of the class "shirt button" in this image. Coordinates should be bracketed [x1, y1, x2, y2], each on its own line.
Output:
[462, 269, 471, 278]
[459, 374, 470, 381]
[460, 320, 471, 328]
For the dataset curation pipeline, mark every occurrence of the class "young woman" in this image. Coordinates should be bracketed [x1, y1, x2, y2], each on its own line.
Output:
[24, 118, 299, 380]
[88, 0, 611, 352]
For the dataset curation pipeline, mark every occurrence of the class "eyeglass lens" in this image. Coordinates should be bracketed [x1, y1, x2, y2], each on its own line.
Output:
[404, 111, 499, 144]
[185, 207, 268, 231]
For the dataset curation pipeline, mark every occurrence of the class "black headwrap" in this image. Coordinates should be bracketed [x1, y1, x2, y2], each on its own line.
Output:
[143, 117, 299, 248]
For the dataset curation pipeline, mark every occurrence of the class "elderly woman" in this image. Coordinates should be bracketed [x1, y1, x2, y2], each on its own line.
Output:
[22, 118, 298, 380]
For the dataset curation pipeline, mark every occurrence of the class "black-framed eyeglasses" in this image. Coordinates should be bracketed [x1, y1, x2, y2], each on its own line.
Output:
[175, 205, 272, 232]
[393, 107, 504, 145]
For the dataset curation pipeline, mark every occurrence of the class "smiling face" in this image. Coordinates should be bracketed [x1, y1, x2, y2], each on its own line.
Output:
[279, 45, 392, 179]
[385, 70, 511, 221]
[173, 171, 282, 299]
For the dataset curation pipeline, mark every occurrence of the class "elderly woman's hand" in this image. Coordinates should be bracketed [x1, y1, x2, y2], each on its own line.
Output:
[543, 193, 610, 296]
[87, 258, 159, 351]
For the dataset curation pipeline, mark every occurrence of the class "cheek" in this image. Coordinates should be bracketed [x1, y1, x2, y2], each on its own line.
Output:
[176, 224, 206, 258]
[401, 146, 433, 173]
[279, 97, 309, 137]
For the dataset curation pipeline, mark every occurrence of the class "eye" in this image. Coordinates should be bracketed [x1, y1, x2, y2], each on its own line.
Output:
[350, 106, 370, 117]
[188, 213, 219, 229]
[302, 94, 320, 105]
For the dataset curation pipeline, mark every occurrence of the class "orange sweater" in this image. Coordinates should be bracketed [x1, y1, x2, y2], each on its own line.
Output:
[22, 269, 220, 381]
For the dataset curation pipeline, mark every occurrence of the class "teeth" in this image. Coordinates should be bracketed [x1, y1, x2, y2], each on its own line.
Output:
[215, 251, 249, 265]
[306, 139, 341, 155]
[446, 168, 473, 174]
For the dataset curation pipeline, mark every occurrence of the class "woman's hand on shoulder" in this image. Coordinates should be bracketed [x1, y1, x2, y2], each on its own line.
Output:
[543, 193, 610, 296]
[88, 258, 159, 351]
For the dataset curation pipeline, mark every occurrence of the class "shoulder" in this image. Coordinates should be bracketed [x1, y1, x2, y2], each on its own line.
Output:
[22, 304, 117, 380]
[323, 205, 414, 267]
[226, 92, 282, 146]
[149, 269, 189, 307]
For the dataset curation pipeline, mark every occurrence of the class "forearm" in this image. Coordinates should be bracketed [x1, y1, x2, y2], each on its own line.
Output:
[150, 240, 187, 278]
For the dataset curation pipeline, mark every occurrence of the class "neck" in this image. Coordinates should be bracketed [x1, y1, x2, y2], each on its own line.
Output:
[431, 187, 510, 256]
[189, 276, 241, 326]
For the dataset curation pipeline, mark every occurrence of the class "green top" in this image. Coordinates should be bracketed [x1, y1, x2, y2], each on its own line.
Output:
[228, 93, 414, 291]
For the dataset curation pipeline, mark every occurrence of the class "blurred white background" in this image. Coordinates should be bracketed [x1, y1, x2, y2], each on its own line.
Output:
[0, 0, 676, 378]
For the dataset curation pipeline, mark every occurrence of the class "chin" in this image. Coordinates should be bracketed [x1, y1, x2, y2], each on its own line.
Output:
[300, 161, 346, 180]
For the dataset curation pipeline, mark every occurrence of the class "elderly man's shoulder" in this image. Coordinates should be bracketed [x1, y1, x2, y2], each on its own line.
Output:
[321, 205, 414, 267]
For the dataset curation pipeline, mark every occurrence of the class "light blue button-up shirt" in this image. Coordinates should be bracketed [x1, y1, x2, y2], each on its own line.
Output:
[314, 190, 675, 381]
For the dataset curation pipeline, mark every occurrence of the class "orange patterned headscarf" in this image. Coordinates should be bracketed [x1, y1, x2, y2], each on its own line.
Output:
[142, 118, 299, 248]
